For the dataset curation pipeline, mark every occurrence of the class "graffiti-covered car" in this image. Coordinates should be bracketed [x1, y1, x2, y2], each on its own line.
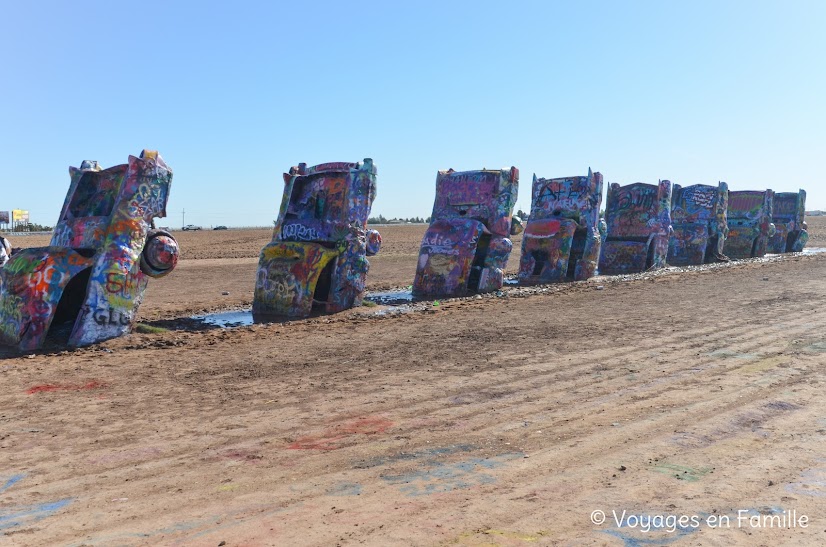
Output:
[253, 159, 380, 319]
[768, 189, 808, 253]
[0, 235, 11, 267]
[668, 182, 729, 266]
[413, 167, 520, 297]
[599, 181, 673, 275]
[518, 169, 603, 283]
[724, 190, 775, 259]
[0, 150, 178, 351]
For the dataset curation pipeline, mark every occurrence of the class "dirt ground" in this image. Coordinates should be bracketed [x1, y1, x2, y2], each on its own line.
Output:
[2, 219, 826, 546]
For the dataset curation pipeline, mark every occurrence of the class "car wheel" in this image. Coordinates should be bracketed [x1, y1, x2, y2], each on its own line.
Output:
[140, 229, 179, 278]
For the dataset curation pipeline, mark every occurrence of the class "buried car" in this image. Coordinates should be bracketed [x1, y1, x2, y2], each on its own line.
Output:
[768, 189, 808, 253]
[0, 150, 178, 351]
[0, 235, 11, 267]
[413, 167, 521, 297]
[518, 169, 603, 283]
[668, 182, 729, 266]
[724, 190, 775, 259]
[599, 180, 673, 275]
[253, 159, 380, 319]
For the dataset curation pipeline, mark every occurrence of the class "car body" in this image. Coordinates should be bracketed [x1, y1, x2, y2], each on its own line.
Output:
[0, 235, 11, 267]
[253, 159, 380, 319]
[768, 189, 808, 253]
[0, 150, 178, 350]
[599, 181, 673, 275]
[213, 225, 228, 231]
[668, 182, 729, 266]
[182, 224, 202, 231]
[413, 167, 520, 297]
[518, 169, 603, 283]
[724, 190, 775, 259]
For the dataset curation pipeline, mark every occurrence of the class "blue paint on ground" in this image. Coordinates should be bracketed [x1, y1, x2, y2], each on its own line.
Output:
[0, 498, 74, 530]
[0, 474, 26, 494]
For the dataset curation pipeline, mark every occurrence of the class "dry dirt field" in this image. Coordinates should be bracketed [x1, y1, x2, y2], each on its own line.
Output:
[2, 219, 826, 546]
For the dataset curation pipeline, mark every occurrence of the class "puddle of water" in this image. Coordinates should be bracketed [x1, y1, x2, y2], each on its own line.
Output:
[364, 289, 415, 305]
[370, 305, 414, 317]
[192, 309, 254, 328]
[183, 249, 823, 331]
[706, 349, 758, 360]
[192, 296, 418, 328]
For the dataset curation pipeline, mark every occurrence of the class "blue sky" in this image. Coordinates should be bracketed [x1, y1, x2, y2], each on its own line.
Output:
[1, 0, 823, 227]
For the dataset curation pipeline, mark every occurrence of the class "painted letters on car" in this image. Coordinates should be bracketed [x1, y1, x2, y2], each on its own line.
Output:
[724, 190, 775, 259]
[768, 189, 808, 253]
[253, 159, 380, 319]
[668, 182, 729, 265]
[599, 181, 673, 275]
[0, 150, 178, 350]
[519, 169, 603, 283]
[413, 167, 520, 297]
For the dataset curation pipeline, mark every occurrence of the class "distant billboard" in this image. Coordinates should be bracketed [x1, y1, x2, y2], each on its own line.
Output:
[12, 209, 29, 222]
[0, 211, 8, 224]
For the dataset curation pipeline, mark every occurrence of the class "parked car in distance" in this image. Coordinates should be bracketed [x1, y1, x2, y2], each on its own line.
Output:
[213, 225, 228, 230]
[182, 224, 202, 231]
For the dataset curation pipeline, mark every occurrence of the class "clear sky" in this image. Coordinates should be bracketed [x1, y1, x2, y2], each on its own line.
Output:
[1, 0, 824, 227]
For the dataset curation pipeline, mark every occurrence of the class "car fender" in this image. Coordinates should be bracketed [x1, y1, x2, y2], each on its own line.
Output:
[0, 248, 94, 351]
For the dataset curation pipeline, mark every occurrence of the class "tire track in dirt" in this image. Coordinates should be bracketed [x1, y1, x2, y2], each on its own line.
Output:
[3, 256, 826, 545]
[238, 301, 820, 501]
[100, 302, 820, 544]
[255, 296, 817, 451]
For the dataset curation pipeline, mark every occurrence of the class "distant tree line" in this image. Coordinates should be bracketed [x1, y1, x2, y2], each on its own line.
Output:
[367, 215, 430, 224]
[12, 222, 52, 232]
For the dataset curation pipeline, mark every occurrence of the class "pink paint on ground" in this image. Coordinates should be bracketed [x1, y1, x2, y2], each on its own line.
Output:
[26, 380, 106, 395]
[288, 416, 394, 450]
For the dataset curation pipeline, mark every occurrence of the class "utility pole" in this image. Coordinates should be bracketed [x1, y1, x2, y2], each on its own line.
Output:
[182, 208, 185, 229]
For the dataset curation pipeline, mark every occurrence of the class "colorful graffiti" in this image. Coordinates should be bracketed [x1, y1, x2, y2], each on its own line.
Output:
[768, 189, 808, 253]
[0, 150, 178, 351]
[253, 159, 379, 319]
[668, 182, 729, 265]
[519, 169, 603, 283]
[413, 167, 520, 297]
[0, 235, 11, 266]
[599, 181, 673, 274]
[724, 190, 775, 259]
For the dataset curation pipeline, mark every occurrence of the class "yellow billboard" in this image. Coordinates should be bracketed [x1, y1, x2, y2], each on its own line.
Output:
[12, 209, 29, 222]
